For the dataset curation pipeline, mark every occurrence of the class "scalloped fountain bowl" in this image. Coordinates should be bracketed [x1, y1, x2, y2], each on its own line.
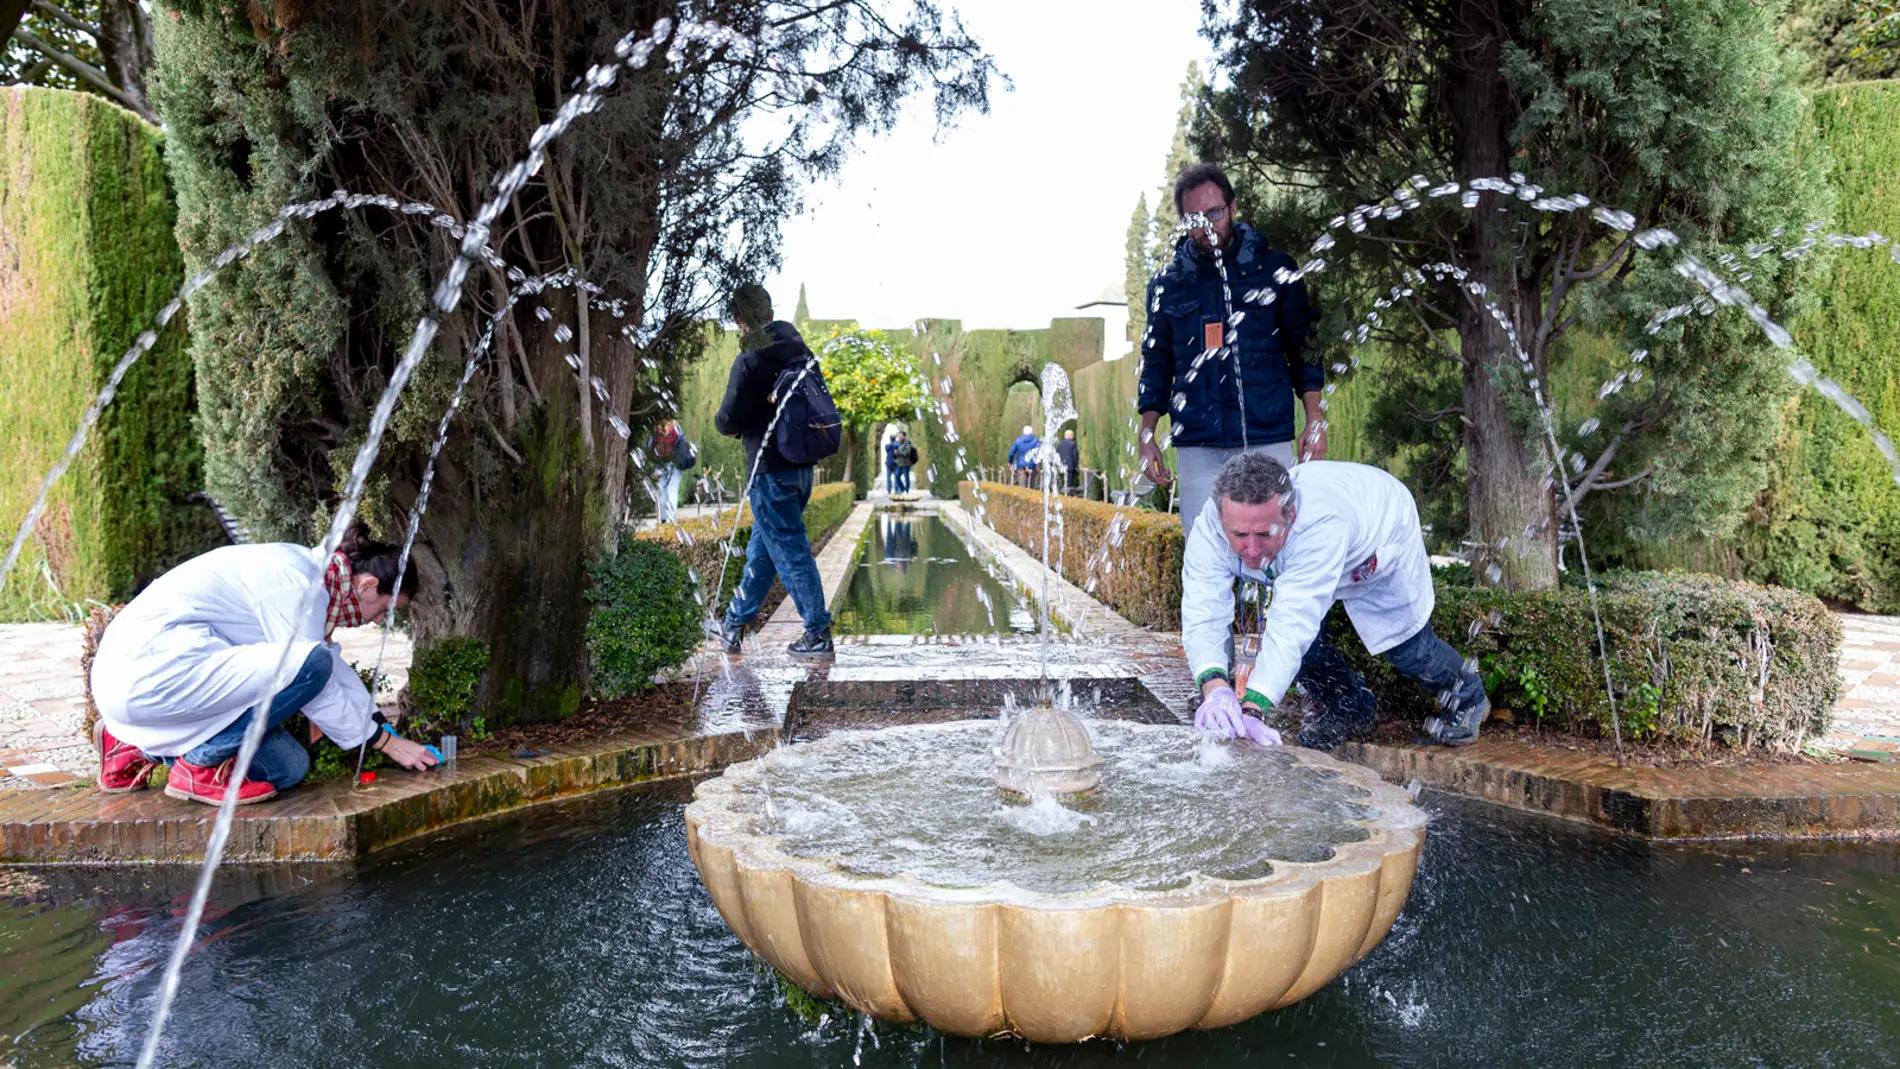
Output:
[684, 720, 1425, 1043]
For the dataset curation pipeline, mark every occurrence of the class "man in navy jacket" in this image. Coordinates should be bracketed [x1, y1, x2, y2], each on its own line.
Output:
[1136, 162, 1326, 533]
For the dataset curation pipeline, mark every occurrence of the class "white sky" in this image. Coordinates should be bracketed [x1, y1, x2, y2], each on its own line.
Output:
[765, 0, 1212, 331]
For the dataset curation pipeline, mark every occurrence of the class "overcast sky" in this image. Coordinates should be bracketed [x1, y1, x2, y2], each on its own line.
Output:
[764, 0, 1213, 331]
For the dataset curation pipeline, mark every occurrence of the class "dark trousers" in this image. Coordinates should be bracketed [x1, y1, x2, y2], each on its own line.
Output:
[175, 644, 329, 788]
[1293, 620, 1486, 722]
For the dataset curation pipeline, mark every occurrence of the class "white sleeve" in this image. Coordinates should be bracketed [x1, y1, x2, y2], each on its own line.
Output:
[1245, 516, 1352, 707]
[299, 645, 379, 750]
[1181, 512, 1238, 686]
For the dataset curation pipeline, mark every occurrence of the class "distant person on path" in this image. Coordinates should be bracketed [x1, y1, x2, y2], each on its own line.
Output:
[89, 529, 439, 806]
[1183, 453, 1490, 751]
[647, 419, 697, 523]
[1136, 162, 1326, 532]
[885, 430, 918, 494]
[1008, 425, 1041, 487]
[714, 283, 835, 659]
[1055, 428, 1081, 495]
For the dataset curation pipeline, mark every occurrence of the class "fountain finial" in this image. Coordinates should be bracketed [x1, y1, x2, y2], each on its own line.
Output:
[995, 696, 1102, 797]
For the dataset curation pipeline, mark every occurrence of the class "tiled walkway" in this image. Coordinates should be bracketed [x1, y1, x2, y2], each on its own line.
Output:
[1824, 612, 1900, 757]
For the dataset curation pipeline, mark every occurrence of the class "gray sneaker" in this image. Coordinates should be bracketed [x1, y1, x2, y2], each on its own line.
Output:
[720, 620, 745, 655]
[1424, 695, 1491, 747]
[788, 627, 834, 659]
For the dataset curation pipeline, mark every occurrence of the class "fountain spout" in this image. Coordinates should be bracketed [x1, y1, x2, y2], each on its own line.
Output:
[994, 697, 1102, 797]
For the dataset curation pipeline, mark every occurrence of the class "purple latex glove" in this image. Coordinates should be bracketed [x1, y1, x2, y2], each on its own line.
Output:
[1194, 687, 1246, 739]
[1236, 714, 1283, 746]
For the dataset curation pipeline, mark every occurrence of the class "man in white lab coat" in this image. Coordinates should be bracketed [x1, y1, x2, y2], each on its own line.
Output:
[90, 531, 439, 805]
[1183, 452, 1489, 750]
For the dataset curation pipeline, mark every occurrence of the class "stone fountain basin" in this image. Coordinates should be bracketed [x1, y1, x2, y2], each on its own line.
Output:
[684, 726, 1425, 1043]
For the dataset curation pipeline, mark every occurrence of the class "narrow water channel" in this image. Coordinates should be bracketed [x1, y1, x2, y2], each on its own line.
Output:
[832, 511, 1055, 636]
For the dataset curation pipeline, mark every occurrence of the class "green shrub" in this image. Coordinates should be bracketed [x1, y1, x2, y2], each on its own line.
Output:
[1336, 571, 1841, 751]
[586, 535, 702, 698]
[635, 481, 857, 617]
[406, 636, 491, 736]
[0, 87, 220, 620]
[958, 481, 1185, 629]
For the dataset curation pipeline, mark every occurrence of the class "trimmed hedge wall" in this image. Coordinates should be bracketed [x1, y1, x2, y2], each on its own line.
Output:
[0, 87, 218, 619]
[1739, 79, 1900, 611]
[1339, 572, 1841, 751]
[636, 481, 856, 616]
[958, 481, 1185, 629]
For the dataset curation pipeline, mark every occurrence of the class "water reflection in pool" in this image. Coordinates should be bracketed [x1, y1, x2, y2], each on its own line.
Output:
[833, 511, 1046, 636]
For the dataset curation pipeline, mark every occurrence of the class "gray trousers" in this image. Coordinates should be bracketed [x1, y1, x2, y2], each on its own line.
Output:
[1174, 440, 1296, 534]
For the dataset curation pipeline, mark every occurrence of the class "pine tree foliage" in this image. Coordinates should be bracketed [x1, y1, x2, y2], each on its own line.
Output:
[1123, 193, 1150, 347]
[1781, 0, 1900, 82]
[1198, 0, 1833, 588]
[153, 0, 995, 719]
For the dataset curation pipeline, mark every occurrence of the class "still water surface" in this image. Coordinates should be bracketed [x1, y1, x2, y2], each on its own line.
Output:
[3, 785, 1898, 1068]
[833, 512, 1048, 636]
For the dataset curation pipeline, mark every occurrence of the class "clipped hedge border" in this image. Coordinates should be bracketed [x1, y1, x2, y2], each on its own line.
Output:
[636, 481, 857, 617]
[1338, 571, 1841, 751]
[958, 481, 1184, 630]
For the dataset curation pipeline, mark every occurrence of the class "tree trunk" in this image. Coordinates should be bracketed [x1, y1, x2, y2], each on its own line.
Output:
[1447, 0, 1557, 590]
[842, 426, 857, 484]
[462, 318, 600, 726]
[97, 0, 155, 120]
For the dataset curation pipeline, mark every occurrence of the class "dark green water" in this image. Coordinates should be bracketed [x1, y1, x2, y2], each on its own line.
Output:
[833, 511, 1052, 636]
[4, 785, 1897, 1068]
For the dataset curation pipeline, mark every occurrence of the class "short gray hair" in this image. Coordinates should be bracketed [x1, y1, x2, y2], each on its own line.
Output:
[1212, 452, 1295, 512]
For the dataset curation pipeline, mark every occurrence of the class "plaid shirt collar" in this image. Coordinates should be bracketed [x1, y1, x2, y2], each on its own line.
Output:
[324, 552, 364, 639]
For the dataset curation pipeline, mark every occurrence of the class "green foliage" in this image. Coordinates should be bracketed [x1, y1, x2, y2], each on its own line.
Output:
[1338, 570, 1840, 751]
[1783, 0, 1900, 82]
[817, 329, 925, 431]
[0, 87, 219, 621]
[1124, 193, 1151, 351]
[1204, 0, 1834, 585]
[1732, 80, 1900, 611]
[406, 636, 491, 736]
[585, 535, 701, 698]
[469, 716, 492, 742]
[1856, 0, 1900, 59]
[960, 481, 1185, 628]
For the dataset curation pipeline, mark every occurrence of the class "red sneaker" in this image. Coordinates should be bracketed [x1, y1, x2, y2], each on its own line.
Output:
[162, 756, 278, 806]
[93, 721, 157, 793]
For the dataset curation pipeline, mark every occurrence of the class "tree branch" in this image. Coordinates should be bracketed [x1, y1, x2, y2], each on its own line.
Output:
[28, 0, 94, 37]
[10, 26, 153, 120]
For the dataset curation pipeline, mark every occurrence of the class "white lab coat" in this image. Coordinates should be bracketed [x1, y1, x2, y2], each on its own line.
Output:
[90, 543, 379, 756]
[1182, 461, 1434, 707]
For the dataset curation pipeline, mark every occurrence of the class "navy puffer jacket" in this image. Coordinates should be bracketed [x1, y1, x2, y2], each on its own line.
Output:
[1135, 223, 1322, 449]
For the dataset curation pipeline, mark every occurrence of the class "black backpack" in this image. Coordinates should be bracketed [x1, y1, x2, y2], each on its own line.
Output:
[769, 358, 843, 465]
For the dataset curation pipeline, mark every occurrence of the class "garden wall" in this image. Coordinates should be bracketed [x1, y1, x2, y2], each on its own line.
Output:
[0, 87, 218, 620]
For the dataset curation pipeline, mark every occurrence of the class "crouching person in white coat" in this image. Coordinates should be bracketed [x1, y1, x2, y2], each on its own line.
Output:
[1184, 453, 1490, 750]
[89, 529, 439, 805]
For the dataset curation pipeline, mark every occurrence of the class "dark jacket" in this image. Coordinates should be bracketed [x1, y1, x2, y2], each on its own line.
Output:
[715, 320, 816, 476]
[1135, 222, 1322, 448]
[1008, 433, 1041, 468]
[1055, 437, 1079, 472]
[886, 438, 916, 469]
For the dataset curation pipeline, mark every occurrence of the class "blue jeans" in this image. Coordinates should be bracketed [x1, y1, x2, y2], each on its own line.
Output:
[724, 467, 832, 633]
[176, 644, 329, 789]
[1294, 621, 1485, 721]
[893, 466, 911, 493]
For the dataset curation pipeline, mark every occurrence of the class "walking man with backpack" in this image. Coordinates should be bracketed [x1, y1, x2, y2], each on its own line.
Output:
[715, 284, 842, 658]
[886, 430, 918, 494]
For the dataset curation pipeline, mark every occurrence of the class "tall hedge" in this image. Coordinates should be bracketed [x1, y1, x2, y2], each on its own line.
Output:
[0, 87, 215, 620]
[1740, 80, 1900, 611]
